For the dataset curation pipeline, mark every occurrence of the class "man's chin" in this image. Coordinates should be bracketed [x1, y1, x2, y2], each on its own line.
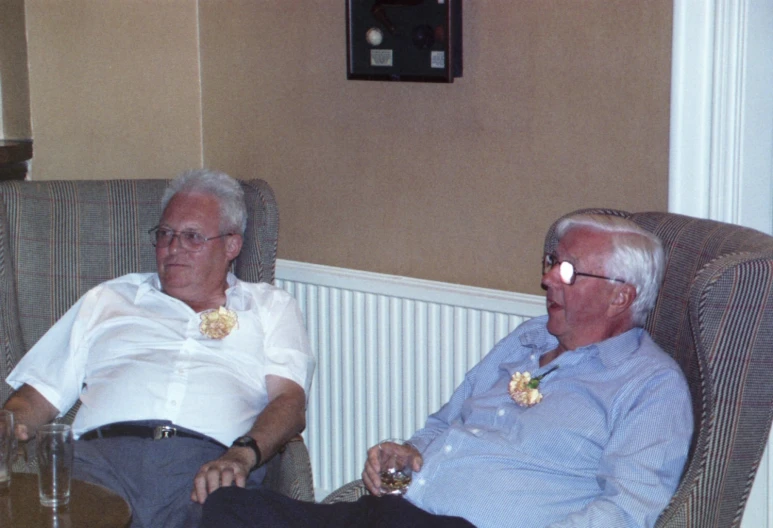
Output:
[545, 317, 563, 338]
[159, 274, 191, 293]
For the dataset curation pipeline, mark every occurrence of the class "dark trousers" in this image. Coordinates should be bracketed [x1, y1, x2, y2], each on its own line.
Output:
[74, 421, 265, 528]
[201, 487, 475, 528]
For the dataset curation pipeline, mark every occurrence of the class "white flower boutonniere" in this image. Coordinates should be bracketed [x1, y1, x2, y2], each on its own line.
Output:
[199, 306, 238, 339]
[508, 365, 558, 407]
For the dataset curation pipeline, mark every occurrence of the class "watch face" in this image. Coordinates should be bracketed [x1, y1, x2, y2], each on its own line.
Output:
[232, 436, 261, 470]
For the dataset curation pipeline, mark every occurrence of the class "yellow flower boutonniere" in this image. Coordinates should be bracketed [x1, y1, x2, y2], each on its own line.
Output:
[508, 365, 558, 407]
[199, 306, 238, 339]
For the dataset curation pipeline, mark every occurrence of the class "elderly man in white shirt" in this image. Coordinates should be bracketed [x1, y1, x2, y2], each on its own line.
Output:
[3, 169, 315, 528]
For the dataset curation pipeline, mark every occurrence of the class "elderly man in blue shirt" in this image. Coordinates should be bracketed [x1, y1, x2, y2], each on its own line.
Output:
[202, 213, 693, 528]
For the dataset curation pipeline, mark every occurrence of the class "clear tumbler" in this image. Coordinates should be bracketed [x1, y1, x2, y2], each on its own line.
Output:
[36, 424, 74, 507]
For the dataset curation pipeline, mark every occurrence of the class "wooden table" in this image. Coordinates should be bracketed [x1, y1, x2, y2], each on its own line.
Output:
[0, 472, 132, 528]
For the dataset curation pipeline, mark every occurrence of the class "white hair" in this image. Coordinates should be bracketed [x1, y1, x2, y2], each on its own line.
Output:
[161, 169, 247, 235]
[556, 214, 665, 326]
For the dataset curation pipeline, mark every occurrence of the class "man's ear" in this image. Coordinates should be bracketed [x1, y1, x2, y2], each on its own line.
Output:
[226, 234, 243, 261]
[608, 283, 636, 318]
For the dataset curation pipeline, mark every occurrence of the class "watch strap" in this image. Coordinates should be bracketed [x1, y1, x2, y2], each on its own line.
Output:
[231, 435, 262, 471]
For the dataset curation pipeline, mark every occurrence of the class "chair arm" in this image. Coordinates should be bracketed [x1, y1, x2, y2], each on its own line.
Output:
[320, 479, 370, 504]
[261, 435, 315, 502]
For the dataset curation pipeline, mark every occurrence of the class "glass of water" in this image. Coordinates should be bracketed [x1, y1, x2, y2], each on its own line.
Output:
[377, 439, 415, 496]
[36, 424, 74, 507]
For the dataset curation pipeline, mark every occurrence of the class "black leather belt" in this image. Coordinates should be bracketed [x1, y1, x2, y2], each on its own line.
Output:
[81, 422, 226, 448]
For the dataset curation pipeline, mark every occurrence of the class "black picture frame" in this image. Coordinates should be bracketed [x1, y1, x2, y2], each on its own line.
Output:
[346, 0, 462, 83]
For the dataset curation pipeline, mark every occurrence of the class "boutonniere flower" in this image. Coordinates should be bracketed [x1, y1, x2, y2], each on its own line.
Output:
[508, 366, 558, 407]
[199, 306, 239, 339]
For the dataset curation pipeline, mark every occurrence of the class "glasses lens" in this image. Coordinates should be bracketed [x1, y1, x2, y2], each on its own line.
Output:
[558, 261, 576, 285]
[179, 232, 205, 251]
[149, 228, 215, 251]
[149, 228, 166, 247]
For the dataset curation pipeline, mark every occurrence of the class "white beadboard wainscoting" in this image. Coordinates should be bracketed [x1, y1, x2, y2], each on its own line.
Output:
[275, 259, 771, 524]
[275, 259, 545, 499]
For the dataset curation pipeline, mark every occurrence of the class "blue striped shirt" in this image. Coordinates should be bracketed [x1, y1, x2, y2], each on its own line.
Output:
[405, 315, 692, 528]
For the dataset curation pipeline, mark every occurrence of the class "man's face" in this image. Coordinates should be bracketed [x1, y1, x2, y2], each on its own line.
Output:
[541, 227, 623, 352]
[155, 192, 242, 306]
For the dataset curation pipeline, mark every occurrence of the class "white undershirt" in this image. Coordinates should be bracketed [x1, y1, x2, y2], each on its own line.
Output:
[6, 273, 315, 445]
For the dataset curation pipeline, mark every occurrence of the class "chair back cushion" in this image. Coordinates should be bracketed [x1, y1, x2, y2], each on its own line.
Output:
[0, 179, 278, 406]
[545, 209, 773, 528]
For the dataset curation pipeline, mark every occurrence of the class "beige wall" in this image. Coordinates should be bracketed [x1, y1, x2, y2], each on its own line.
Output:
[24, 0, 202, 179]
[20, 0, 671, 295]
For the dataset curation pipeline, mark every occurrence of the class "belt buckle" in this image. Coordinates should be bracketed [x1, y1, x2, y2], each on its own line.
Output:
[153, 425, 177, 440]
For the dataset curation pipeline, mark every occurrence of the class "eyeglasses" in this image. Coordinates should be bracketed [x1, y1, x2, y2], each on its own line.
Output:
[148, 226, 233, 252]
[542, 253, 625, 286]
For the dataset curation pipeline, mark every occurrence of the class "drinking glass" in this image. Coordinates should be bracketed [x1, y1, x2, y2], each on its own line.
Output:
[0, 410, 14, 491]
[377, 439, 415, 496]
[36, 424, 74, 507]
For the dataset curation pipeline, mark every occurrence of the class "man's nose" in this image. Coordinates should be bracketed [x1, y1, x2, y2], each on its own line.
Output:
[167, 234, 183, 252]
[541, 264, 560, 290]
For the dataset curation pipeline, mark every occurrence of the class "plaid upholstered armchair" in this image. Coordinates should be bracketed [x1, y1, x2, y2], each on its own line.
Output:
[0, 178, 314, 502]
[324, 209, 773, 528]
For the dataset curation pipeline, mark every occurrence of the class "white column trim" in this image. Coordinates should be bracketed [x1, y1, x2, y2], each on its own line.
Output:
[670, 2, 773, 526]
[669, 0, 714, 219]
[669, 0, 773, 233]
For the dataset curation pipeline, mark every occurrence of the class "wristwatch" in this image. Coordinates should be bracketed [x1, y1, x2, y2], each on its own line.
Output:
[231, 435, 262, 471]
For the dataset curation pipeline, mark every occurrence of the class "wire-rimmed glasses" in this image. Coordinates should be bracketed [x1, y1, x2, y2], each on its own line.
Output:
[148, 226, 233, 252]
[542, 253, 625, 286]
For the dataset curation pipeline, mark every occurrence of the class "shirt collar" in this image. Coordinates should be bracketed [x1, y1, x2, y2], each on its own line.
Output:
[519, 317, 644, 368]
[588, 327, 644, 368]
[136, 272, 242, 305]
[136, 273, 161, 300]
[224, 273, 248, 307]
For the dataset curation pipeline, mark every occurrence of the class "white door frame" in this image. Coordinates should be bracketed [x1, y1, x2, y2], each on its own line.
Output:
[669, 1, 773, 526]
[669, 0, 773, 232]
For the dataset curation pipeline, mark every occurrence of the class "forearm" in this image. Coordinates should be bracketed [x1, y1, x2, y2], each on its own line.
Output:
[191, 376, 307, 503]
[3, 384, 59, 440]
[243, 387, 306, 464]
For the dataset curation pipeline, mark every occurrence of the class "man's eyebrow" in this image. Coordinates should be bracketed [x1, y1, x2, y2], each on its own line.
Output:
[553, 250, 575, 262]
[157, 223, 205, 232]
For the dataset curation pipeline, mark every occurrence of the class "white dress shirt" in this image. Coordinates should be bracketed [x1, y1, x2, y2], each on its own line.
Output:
[6, 273, 315, 446]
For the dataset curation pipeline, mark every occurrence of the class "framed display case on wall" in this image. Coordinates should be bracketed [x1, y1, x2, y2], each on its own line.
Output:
[346, 0, 462, 83]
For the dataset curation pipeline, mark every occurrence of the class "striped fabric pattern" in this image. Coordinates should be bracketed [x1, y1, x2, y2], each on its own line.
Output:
[544, 209, 773, 528]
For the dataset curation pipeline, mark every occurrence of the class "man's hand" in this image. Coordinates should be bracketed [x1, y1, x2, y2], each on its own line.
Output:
[14, 423, 32, 442]
[362, 441, 422, 496]
[190, 447, 256, 504]
[3, 384, 59, 442]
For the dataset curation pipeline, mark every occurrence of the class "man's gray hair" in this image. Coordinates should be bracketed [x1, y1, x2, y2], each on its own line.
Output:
[161, 169, 247, 235]
[555, 214, 665, 326]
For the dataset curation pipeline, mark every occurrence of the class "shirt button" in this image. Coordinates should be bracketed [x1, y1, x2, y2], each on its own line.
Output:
[469, 428, 480, 435]
[443, 445, 452, 453]
[497, 409, 505, 416]
[417, 478, 426, 485]
[171, 400, 177, 406]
